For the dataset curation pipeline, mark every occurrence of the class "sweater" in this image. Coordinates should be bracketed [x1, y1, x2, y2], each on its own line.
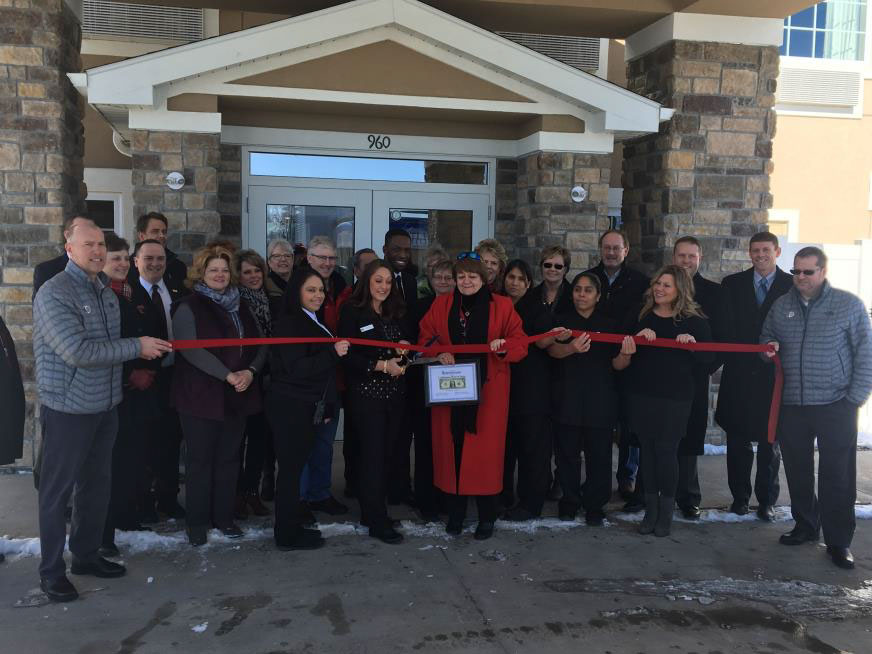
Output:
[760, 281, 872, 407]
[33, 260, 141, 414]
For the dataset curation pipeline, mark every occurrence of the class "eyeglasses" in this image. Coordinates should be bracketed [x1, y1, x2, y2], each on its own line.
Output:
[542, 262, 565, 270]
[310, 253, 338, 263]
[456, 251, 481, 261]
[269, 253, 292, 260]
[790, 268, 819, 276]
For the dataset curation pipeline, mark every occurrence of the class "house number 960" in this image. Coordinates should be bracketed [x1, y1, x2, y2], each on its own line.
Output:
[368, 134, 391, 150]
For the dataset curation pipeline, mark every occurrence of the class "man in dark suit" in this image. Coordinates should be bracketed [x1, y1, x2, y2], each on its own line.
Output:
[32, 216, 94, 300]
[383, 227, 419, 505]
[672, 236, 732, 520]
[716, 232, 792, 521]
[132, 212, 187, 294]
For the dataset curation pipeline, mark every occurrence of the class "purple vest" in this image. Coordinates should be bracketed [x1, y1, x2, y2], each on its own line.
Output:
[171, 292, 262, 420]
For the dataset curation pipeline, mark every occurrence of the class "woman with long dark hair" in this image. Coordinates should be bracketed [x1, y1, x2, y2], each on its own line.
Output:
[338, 259, 409, 544]
[419, 254, 527, 540]
[622, 265, 712, 537]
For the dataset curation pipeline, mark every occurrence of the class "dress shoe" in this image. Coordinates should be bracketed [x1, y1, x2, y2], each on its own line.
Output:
[156, 500, 186, 520]
[503, 506, 538, 522]
[245, 493, 271, 517]
[117, 523, 152, 532]
[218, 524, 244, 539]
[730, 500, 750, 516]
[473, 521, 495, 541]
[99, 544, 120, 558]
[307, 496, 349, 515]
[827, 546, 855, 570]
[622, 498, 645, 513]
[445, 519, 463, 536]
[40, 575, 79, 602]
[260, 472, 275, 502]
[277, 530, 325, 551]
[71, 556, 126, 578]
[618, 481, 635, 501]
[757, 505, 775, 522]
[679, 505, 701, 520]
[546, 479, 563, 502]
[187, 526, 207, 546]
[585, 511, 606, 527]
[234, 495, 249, 521]
[370, 526, 404, 544]
[779, 528, 819, 546]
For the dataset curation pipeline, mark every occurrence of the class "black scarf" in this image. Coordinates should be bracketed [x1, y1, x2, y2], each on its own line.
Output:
[447, 286, 490, 439]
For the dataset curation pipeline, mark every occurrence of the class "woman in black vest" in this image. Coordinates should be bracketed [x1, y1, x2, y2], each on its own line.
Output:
[548, 272, 634, 525]
[267, 269, 350, 551]
[338, 259, 409, 545]
[171, 245, 267, 546]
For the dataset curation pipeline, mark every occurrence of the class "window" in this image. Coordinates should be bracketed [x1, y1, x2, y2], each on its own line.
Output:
[780, 1, 867, 60]
[86, 199, 117, 232]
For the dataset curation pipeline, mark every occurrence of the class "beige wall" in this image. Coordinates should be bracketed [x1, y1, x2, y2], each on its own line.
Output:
[82, 54, 132, 170]
[770, 79, 872, 244]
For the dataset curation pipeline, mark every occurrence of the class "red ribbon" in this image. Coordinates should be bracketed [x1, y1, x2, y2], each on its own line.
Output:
[171, 332, 783, 444]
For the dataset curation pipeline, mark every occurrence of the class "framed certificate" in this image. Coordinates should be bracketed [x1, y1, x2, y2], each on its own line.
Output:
[425, 361, 481, 406]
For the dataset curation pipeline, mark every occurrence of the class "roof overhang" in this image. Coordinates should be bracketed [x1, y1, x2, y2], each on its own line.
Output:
[74, 0, 668, 154]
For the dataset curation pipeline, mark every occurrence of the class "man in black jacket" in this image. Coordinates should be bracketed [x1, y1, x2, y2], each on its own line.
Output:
[672, 236, 732, 519]
[585, 230, 649, 501]
[131, 212, 187, 295]
[716, 232, 792, 521]
[32, 216, 95, 300]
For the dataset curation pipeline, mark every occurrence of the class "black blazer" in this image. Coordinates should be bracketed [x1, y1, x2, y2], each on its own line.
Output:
[116, 282, 164, 417]
[268, 309, 340, 412]
[0, 316, 24, 465]
[337, 301, 408, 393]
[585, 261, 650, 330]
[715, 267, 793, 437]
[509, 291, 556, 417]
[32, 253, 67, 300]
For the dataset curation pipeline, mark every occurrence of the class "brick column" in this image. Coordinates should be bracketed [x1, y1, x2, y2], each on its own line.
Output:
[130, 131, 221, 262]
[495, 152, 611, 277]
[0, 0, 84, 468]
[621, 41, 778, 278]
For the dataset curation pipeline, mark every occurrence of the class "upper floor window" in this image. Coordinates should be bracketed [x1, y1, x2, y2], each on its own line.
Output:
[780, 0, 867, 60]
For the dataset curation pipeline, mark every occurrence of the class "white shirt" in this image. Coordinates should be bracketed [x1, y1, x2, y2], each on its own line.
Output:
[304, 308, 333, 336]
[139, 276, 174, 365]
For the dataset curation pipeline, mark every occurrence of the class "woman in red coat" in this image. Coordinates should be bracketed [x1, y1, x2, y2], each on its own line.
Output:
[418, 253, 527, 540]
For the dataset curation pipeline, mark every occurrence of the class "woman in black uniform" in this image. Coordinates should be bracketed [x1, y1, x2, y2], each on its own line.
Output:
[622, 265, 713, 537]
[548, 272, 633, 525]
[338, 259, 409, 544]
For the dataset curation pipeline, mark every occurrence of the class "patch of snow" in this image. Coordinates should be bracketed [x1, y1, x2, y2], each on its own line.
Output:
[191, 622, 208, 633]
[703, 444, 726, 455]
[147, 577, 154, 584]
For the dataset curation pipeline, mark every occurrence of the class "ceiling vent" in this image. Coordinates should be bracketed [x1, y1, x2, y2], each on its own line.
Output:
[776, 67, 862, 107]
[496, 32, 601, 72]
[83, 0, 204, 42]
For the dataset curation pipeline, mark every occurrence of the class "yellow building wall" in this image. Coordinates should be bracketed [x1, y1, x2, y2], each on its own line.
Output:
[770, 79, 872, 244]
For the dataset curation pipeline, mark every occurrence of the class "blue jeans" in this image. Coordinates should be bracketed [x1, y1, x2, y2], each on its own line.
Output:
[616, 427, 639, 485]
[300, 417, 340, 502]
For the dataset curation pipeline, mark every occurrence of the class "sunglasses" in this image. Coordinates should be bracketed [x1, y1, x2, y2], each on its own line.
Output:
[790, 268, 819, 276]
[457, 251, 481, 261]
[542, 262, 565, 270]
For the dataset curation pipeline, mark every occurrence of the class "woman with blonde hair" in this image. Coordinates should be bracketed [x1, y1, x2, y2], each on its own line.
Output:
[474, 238, 508, 294]
[620, 265, 712, 537]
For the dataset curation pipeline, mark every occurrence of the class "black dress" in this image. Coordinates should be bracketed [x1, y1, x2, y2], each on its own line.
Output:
[0, 316, 24, 466]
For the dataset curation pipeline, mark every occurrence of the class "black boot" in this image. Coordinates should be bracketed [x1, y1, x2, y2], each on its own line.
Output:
[655, 496, 674, 537]
[638, 494, 658, 535]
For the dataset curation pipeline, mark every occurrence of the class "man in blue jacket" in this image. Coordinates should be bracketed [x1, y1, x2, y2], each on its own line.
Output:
[762, 246, 872, 569]
[33, 223, 172, 602]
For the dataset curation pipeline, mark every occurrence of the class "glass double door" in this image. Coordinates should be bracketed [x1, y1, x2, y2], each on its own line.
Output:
[248, 185, 491, 282]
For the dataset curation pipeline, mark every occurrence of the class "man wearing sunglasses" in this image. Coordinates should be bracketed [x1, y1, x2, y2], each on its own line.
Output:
[761, 247, 872, 570]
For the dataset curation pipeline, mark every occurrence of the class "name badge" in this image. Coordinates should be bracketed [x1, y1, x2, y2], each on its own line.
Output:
[360, 324, 374, 333]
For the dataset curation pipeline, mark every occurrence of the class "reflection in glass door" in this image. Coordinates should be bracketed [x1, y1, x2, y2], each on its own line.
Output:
[388, 209, 473, 272]
[266, 204, 355, 275]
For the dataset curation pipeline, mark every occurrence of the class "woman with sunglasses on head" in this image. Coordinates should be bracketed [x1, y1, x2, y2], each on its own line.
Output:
[338, 259, 409, 544]
[418, 253, 527, 540]
[548, 272, 634, 526]
[621, 265, 713, 537]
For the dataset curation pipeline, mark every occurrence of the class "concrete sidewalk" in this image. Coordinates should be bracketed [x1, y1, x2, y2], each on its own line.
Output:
[2, 447, 872, 653]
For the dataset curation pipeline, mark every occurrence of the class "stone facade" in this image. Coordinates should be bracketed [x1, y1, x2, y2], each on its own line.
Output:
[622, 41, 778, 278]
[217, 144, 242, 247]
[130, 130, 222, 262]
[495, 152, 612, 279]
[0, 0, 85, 467]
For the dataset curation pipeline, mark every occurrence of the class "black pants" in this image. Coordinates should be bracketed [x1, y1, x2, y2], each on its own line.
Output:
[179, 413, 246, 529]
[103, 398, 147, 545]
[348, 393, 405, 530]
[556, 424, 613, 517]
[412, 403, 439, 514]
[238, 411, 269, 495]
[631, 395, 692, 498]
[145, 368, 183, 507]
[341, 391, 359, 496]
[447, 494, 498, 524]
[505, 413, 551, 515]
[267, 395, 317, 545]
[38, 406, 116, 580]
[388, 411, 413, 501]
[778, 400, 858, 548]
[726, 431, 781, 507]
[676, 455, 701, 509]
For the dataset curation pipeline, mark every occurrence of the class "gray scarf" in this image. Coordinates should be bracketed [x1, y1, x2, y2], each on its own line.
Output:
[194, 282, 243, 337]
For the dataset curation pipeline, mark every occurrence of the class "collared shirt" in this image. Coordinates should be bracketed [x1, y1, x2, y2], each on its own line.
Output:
[753, 269, 776, 291]
[606, 268, 621, 287]
[139, 276, 174, 365]
[304, 308, 333, 336]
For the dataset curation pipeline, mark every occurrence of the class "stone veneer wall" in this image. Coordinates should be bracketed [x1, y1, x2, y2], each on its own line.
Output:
[0, 0, 85, 467]
[495, 152, 612, 279]
[621, 41, 778, 278]
[217, 144, 242, 246]
[130, 131, 222, 263]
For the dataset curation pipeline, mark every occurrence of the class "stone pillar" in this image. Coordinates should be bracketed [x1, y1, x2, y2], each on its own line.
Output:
[495, 152, 611, 277]
[0, 0, 84, 468]
[621, 41, 778, 278]
[131, 131, 221, 262]
[217, 144, 242, 246]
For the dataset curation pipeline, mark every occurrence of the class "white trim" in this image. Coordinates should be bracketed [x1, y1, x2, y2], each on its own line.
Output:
[84, 168, 134, 240]
[775, 57, 865, 119]
[129, 109, 221, 133]
[595, 38, 609, 80]
[203, 9, 219, 39]
[625, 13, 784, 61]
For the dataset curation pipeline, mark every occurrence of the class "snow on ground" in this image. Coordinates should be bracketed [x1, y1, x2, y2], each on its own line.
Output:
[860, 432, 872, 450]
[615, 505, 793, 523]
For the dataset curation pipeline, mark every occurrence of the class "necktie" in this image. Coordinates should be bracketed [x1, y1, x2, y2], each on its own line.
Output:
[151, 285, 169, 340]
[395, 273, 405, 300]
[756, 277, 768, 307]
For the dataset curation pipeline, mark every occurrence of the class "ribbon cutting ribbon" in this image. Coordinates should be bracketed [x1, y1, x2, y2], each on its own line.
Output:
[171, 332, 782, 444]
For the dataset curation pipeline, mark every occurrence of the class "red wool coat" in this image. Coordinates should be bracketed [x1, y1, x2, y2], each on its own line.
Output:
[418, 293, 527, 495]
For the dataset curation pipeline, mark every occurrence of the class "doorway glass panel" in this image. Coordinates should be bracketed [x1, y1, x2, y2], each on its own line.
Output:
[388, 208, 473, 273]
[266, 204, 355, 281]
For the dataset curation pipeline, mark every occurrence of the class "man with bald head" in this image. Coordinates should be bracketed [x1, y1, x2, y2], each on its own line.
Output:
[33, 222, 172, 602]
[32, 215, 95, 300]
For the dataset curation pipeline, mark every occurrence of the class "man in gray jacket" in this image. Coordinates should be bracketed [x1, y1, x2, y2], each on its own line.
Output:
[761, 246, 872, 570]
[33, 223, 172, 602]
